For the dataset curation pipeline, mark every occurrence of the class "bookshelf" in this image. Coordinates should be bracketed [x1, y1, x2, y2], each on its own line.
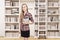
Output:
[5, 0, 34, 38]
[5, 0, 20, 38]
[34, 0, 60, 39]
[4, 0, 60, 38]
[47, 0, 59, 38]
[34, 0, 47, 39]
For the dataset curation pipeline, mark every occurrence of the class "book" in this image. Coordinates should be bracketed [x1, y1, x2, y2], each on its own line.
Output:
[10, 25, 14, 30]
[5, 26, 10, 29]
[5, 1, 11, 6]
[22, 16, 29, 23]
[12, 9, 19, 14]
[6, 9, 11, 14]
[12, 2, 19, 6]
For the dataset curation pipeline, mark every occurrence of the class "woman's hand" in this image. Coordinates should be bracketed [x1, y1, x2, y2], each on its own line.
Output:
[22, 21, 29, 24]
[22, 20, 34, 24]
[29, 20, 34, 24]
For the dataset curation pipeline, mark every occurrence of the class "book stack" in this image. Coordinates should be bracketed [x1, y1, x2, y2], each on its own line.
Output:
[5, 17, 19, 22]
[12, 2, 19, 6]
[5, 32, 19, 37]
[48, 2, 59, 7]
[47, 24, 58, 30]
[55, 32, 58, 36]
[39, 31, 45, 34]
[6, 8, 19, 14]
[5, 25, 11, 29]
[6, 9, 11, 14]
[39, 9, 45, 13]
[39, 15, 45, 21]
[5, 24, 19, 30]
[48, 32, 58, 36]
[39, 4, 45, 8]
[11, 8, 19, 14]
[39, 25, 45, 30]
[5, 0, 11, 6]
[39, 0, 45, 2]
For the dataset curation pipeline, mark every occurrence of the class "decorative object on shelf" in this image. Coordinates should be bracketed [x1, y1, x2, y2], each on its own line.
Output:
[47, 16, 59, 22]
[48, 9, 59, 14]
[48, 2, 59, 7]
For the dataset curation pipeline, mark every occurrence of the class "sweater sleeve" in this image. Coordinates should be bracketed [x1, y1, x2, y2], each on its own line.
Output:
[29, 13, 34, 23]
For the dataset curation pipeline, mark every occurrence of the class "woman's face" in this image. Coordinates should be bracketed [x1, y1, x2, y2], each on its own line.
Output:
[22, 5, 27, 12]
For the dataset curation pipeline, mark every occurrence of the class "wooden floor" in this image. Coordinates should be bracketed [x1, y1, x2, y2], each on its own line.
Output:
[0, 37, 60, 40]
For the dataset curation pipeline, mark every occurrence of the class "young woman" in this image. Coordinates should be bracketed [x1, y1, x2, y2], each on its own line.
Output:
[20, 4, 34, 40]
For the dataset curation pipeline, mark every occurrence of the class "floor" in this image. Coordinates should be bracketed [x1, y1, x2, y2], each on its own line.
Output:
[0, 37, 60, 40]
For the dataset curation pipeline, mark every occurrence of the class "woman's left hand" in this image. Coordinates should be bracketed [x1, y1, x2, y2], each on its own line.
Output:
[22, 20, 34, 24]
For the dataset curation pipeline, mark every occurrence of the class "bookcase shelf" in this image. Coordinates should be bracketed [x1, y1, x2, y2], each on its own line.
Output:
[4, 0, 60, 38]
[34, 0, 60, 39]
[5, 0, 20, 38]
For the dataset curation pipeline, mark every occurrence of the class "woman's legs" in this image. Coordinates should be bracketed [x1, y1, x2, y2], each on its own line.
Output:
[24, 37, 28, 40]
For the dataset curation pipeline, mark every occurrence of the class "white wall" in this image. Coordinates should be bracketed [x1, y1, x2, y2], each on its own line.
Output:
[0, 0, 5, 36]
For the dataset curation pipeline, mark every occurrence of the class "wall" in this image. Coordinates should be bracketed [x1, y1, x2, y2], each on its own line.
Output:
[0, 0, 5, 36]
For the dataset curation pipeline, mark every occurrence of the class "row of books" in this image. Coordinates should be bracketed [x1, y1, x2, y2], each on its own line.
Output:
[39, 35, 46, 39]
[48, 9, 59, 14]
[5, 32, 19, 37]
[39, 17, 45, 21]
[39, 9, 46, 13]
[35, 0, 38, 2]
[39, 31, 46, 34]
[47, 16, 59, 21]
[48, 2, 59, 7]
[39, 25, 45, 30]
[47, 24, 58, 30]
[5, 17, 19, 22]
[5, 0, 19, 6]
[47, 32, 59, 36]
[5, 25, 19, 29]
[39, 15, 45, 21]
[39, 4, 45, 8]
[6, 8, 19, 14]
[39, 0, 45, 2]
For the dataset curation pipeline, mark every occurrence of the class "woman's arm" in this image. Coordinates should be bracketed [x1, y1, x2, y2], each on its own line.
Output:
[29, 13, 34, 24]
[22, 13, 34, 24]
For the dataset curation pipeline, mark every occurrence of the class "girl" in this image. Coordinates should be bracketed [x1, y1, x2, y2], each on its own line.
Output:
[20, 4, 34, 40]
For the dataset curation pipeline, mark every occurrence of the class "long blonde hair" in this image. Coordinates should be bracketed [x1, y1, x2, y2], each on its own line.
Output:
[20, 4, 28, 23]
